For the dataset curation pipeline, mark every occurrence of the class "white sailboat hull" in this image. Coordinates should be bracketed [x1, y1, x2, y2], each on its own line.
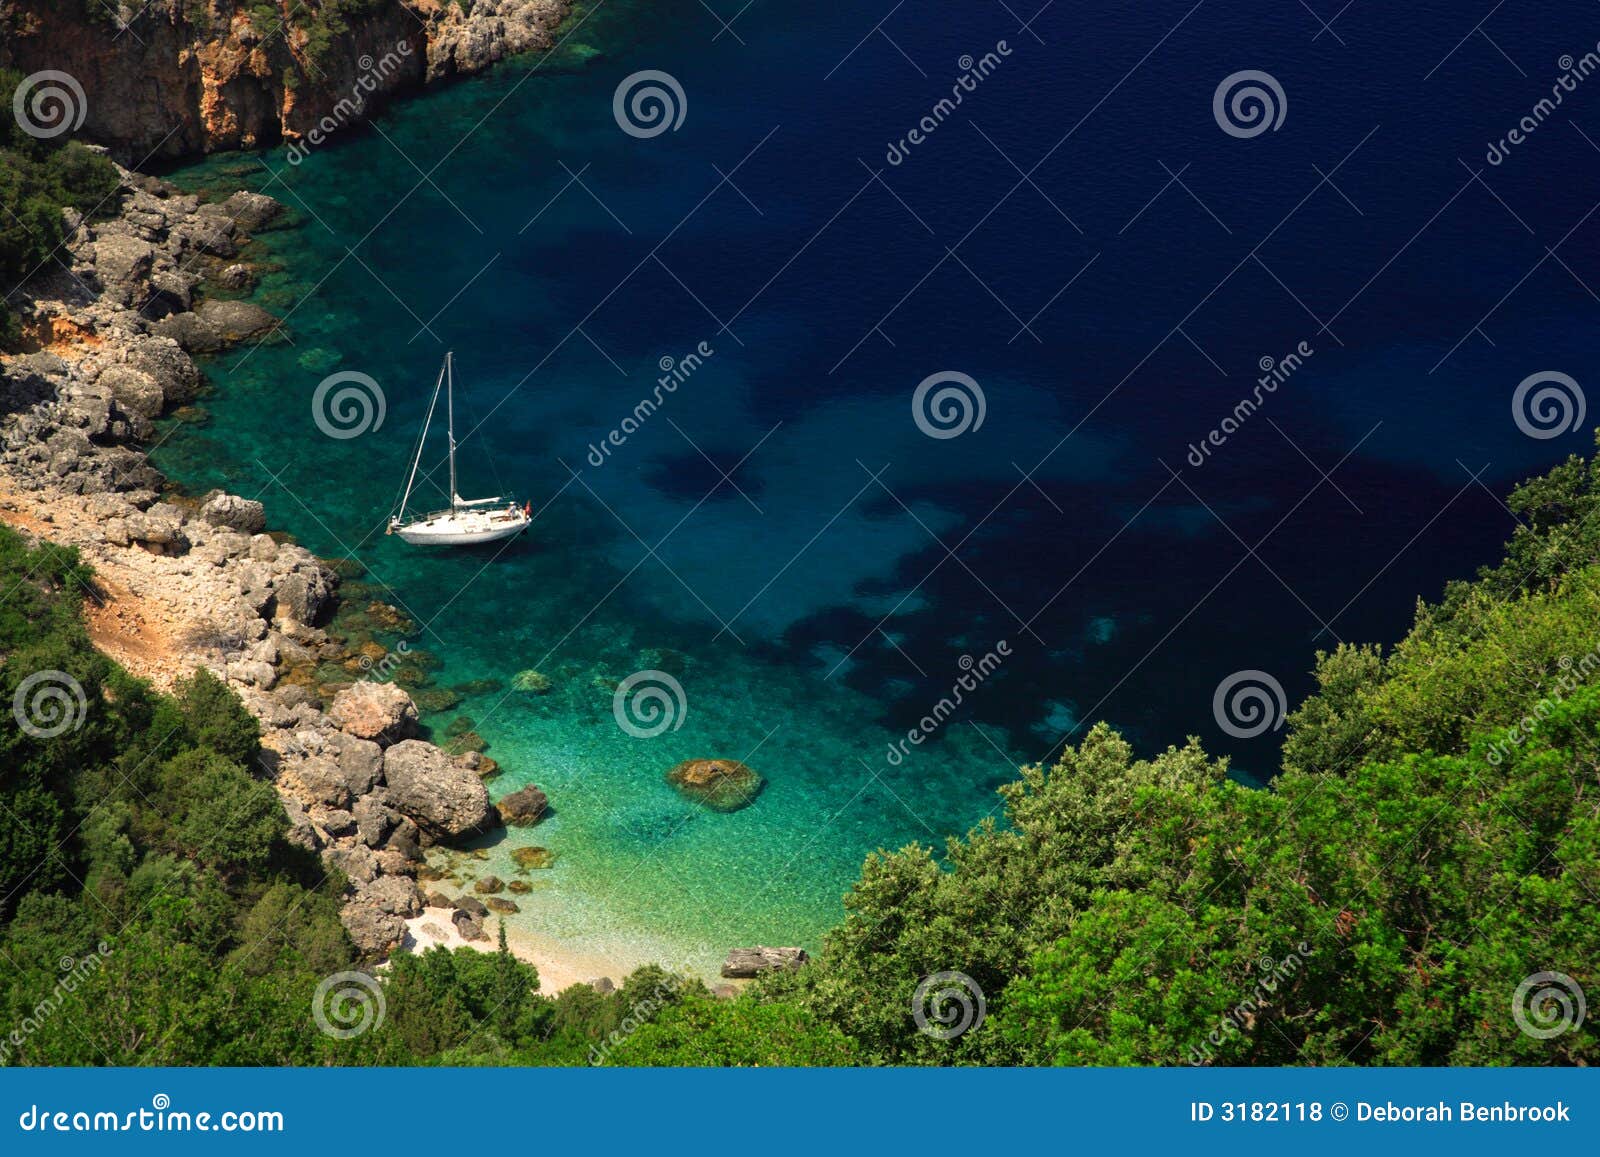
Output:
[390, 353, 529, 548]
[394, 508, 530, 546]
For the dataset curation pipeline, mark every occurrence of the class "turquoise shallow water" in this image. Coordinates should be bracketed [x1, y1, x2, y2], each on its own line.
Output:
[150, 0, 1600, 976]
[154, 3, 1038, 977]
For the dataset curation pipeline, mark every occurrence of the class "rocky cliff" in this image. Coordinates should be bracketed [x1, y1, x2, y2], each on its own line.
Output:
[0, 0, 567, 159]
[0, 161, 505, 957]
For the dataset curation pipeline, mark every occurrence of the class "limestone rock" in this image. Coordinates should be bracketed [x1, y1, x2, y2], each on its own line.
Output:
[381, 739, 493, 843]
[195, 298, 277, 341]
[328, 682, 417, 745]
[200, 491, 267, 534]
[496, 784, 548, 826]
[99, 365, 164, 420]
[452, 909, 489, 942]
[667, 759, 764, 813]
[720, 946, 810, 979]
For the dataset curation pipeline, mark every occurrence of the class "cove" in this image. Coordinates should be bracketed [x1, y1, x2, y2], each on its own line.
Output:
[151, 0, 1600, 977]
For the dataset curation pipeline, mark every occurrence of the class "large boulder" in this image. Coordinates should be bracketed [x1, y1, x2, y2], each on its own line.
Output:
[195, 298, 277, 341]
[92, 234, 155, 297]
[151, 311, 223, 353]
[99, 364, 164, 419]
[200, 491, 267, 534]
[667, 759, 764, 812]
[328, 682, 418, 745]
[219, 190, 284, 232]
[341, 901, 406, 958]
[125, 337, 201, 405]
[273, 565, 336, 624]
[382, 739, 493, 843]
[720, 946, 809, 979]
[496, 784, 548, 826]
[452, 908, 489, 942]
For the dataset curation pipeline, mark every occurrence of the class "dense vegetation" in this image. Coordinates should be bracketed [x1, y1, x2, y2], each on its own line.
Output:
[0, 69, 121, 345]
[0, 527, 760, 1065]
[3, 438, 1598, 1065]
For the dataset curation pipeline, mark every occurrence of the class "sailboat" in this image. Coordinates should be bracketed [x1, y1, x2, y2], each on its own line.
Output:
[387, 352, 531, 546]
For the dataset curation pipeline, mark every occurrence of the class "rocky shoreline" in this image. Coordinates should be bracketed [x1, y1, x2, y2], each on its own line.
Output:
[0, 0, 571, 160]
[0, 159, 509, 959]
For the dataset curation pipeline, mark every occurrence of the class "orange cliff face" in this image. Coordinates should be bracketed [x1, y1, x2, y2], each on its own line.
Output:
[0, 0, 565, 159]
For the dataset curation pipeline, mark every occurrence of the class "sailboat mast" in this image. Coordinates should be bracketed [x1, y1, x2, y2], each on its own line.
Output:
[396, 356, 448, 523]
[447, 351, 458, 512]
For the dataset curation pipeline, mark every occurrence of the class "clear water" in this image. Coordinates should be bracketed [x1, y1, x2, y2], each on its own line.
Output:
[154, 0, 1600, 975]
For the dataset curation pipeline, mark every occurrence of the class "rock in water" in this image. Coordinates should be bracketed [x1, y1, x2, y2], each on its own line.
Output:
[219, 190, 283, 232]
[381, 739, 493, 843]
[497, 784, 548, 826]
[510, 846, 556, 870]
[329, 682, 418, 745]
[720, 947, 810, 979]
[194, 298, 277, 341]
[512, 669, 553, 693]
[667, 759, 764, 812]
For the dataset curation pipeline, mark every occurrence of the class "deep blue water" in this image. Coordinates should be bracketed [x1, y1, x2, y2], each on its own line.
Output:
[158, 0, 1600, 973]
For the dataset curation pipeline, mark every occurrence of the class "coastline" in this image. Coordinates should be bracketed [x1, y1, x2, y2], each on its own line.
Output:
[0, 0, 573, 161]
[0, 155, 648, 987]
[403, 908, 648, 993]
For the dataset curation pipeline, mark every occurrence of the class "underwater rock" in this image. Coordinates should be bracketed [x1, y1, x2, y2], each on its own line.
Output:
[473, 875, 505, 894]
[510, 845, 556, 870]
[412, 686, 462, 713]
[446, 731, 487, 755]
[667, 759, 764, 813]
[497, 785, 548, 827]
[485, 897, 519, 914]
[512, 669, 553, 693]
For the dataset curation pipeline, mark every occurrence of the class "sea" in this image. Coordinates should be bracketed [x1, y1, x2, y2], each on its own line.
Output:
[154, 0, 1600, 977]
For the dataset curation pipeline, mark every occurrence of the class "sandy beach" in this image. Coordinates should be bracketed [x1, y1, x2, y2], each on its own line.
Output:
[401, 908, 644, 993]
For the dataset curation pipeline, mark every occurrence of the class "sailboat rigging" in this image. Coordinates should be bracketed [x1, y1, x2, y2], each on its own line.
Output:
[387, 352, 531, 546]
